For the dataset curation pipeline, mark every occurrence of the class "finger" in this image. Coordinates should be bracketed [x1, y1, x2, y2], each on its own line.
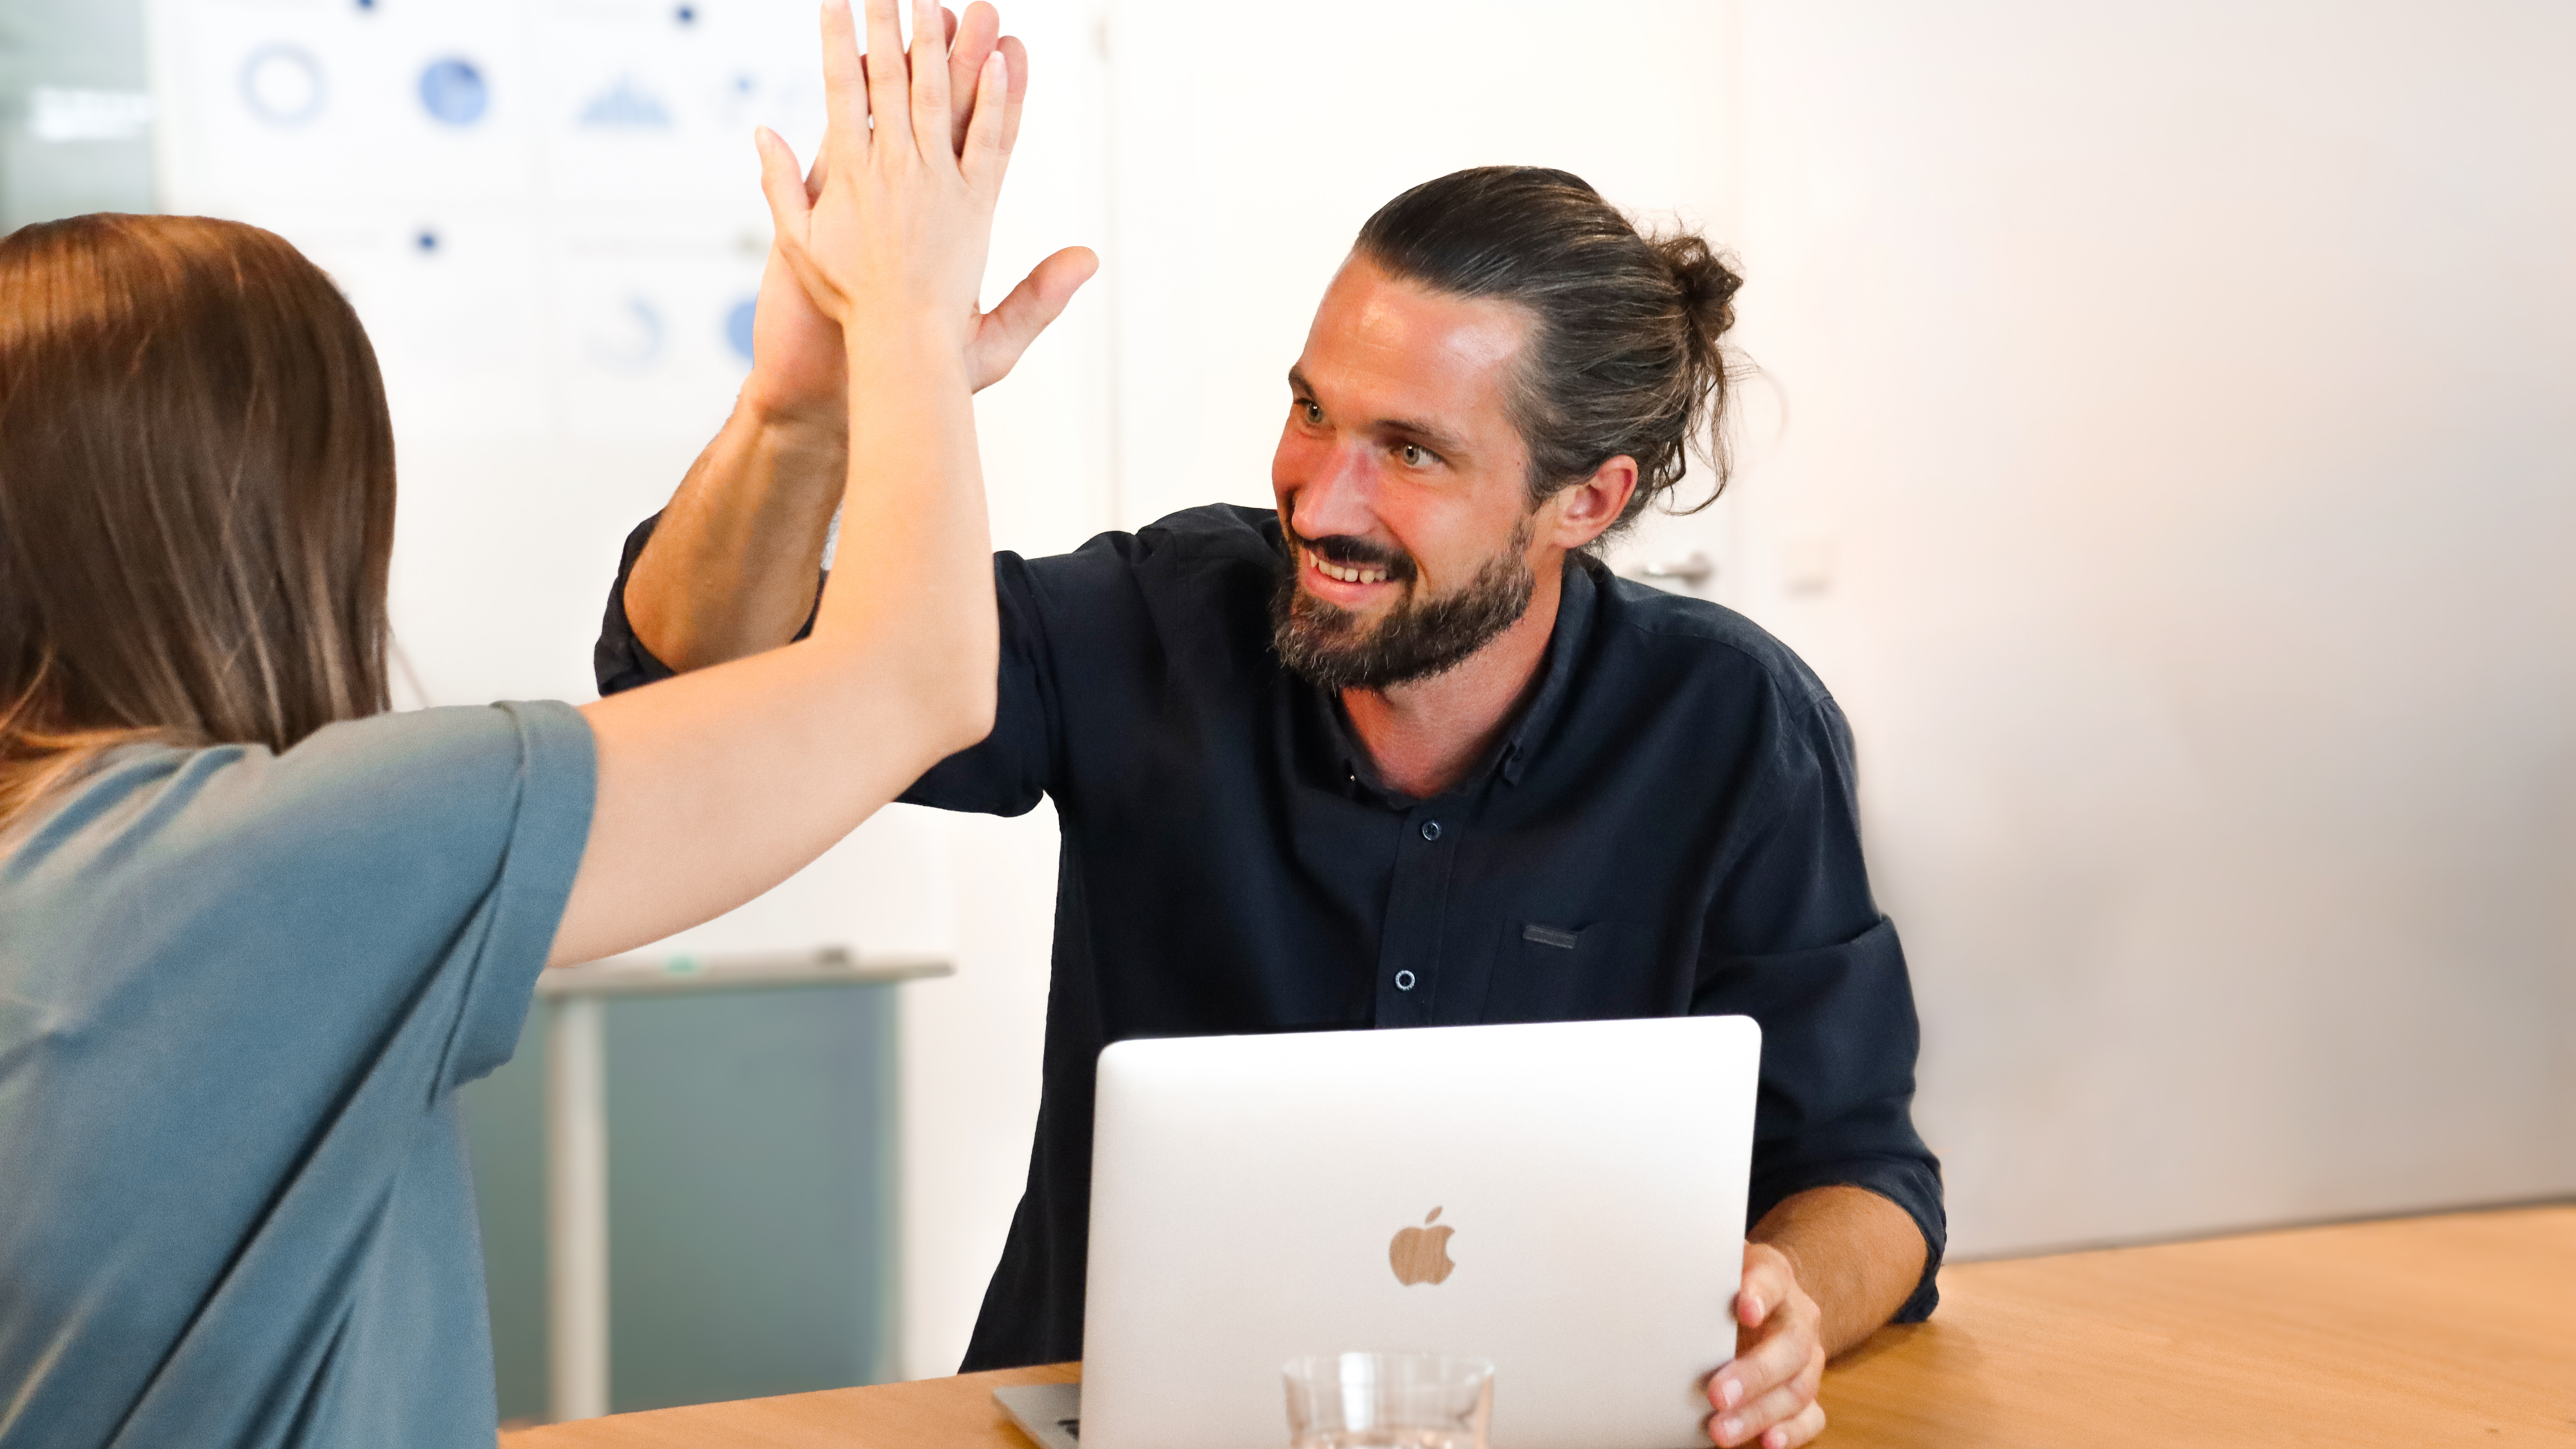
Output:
[818, 1, 869, 159]
[1714, 1349, 1823, 1447]
[860, 0, 913, 151]
[1736, 1252, 1794, 1329]
[946, 1, 1001, 154]
[754, 128, 833, 309]
[1709, 1303, 1814, 1410]
[968, 247, 1097, 387]
[990, 247, 1098, 338]
[994, 33, 1028, 156]
[958, 48, 1009, 190]
[941, 3, 958, 46]
[1764, 1401, 1826, 1449]
[908, 0, 950, 162]
[803, 132, 832, 204]
[755, 127, 813, 240]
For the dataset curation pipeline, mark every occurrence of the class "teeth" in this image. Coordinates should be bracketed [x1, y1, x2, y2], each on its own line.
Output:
[1306, 548, 1389, 586]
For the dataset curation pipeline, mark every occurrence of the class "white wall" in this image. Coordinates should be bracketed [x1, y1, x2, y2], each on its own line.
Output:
[1686, 0, 2576, 1255]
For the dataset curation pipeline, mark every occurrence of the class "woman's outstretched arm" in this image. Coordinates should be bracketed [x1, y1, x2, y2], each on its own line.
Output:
[549, 0, 1043, 966]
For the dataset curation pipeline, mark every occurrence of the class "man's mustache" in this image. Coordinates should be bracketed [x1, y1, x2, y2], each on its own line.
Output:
[1286, 527, 1419, 583]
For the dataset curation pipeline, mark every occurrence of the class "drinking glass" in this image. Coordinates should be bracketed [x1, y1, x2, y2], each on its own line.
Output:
[1282, 1352, 1495, 1449]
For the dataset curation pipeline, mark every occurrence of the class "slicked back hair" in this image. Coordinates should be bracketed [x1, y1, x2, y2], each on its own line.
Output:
[1354, 166, 1743, 538]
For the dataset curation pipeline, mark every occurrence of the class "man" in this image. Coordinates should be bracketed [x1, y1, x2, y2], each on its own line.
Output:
[598, 26, 1940, 1446]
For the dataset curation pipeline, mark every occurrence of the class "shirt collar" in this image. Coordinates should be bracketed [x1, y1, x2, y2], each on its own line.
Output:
[1317, 552, 1600, 802]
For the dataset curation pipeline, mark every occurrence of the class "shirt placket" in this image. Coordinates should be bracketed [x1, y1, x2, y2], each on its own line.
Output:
[1372, 802, 1458, 1028]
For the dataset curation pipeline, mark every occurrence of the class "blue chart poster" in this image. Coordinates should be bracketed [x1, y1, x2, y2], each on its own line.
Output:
[150, 0, 827, 444]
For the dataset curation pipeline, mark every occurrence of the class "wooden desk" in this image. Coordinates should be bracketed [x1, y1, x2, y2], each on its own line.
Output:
[501, 1205, 2576, 1449]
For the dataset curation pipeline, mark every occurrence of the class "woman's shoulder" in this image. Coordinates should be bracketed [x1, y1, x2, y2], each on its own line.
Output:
[3, 702, 592, 904]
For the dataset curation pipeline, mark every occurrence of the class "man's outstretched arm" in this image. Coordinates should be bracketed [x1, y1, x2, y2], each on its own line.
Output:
[624, 1, 1092, 674]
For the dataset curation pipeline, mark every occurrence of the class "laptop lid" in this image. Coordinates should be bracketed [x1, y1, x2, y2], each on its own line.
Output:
[1079, 1016, 1760, 1449]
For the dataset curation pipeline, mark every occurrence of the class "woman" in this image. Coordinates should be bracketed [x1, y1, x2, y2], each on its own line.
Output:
[0, 3, 1060, 1443]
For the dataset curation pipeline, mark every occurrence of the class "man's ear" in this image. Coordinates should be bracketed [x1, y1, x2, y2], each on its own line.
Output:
[1540, 455, 1640, 551]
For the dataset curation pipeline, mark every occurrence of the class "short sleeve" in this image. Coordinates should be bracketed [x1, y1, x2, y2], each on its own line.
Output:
[265, 700, 598, 1090]
[442, 700, 598, 1084]
[0, 701, 596, 1446]
[8, 699, 599, 1094]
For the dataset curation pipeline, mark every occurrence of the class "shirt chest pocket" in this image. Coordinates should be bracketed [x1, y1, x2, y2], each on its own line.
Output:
[1481, 919, 1655, 1023]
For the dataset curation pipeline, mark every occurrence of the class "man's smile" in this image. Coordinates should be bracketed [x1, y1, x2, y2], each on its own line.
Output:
[1298, 544, 1403, 606]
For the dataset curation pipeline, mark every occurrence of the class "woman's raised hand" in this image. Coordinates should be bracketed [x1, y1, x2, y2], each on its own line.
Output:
[559, 0, 1021, 967]
[755, 0, 1013, 365]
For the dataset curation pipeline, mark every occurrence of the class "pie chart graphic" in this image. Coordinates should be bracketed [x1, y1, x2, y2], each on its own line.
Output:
[725, 298, 757, 362]
[419, 57, 489, 127]
[240, 44, 326, 127]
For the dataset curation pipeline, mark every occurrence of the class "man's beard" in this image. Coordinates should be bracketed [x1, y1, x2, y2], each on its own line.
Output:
[1270, 516, 1537, 693]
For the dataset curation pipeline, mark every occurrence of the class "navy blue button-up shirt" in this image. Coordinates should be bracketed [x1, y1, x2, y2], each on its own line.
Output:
[597, 502, 1944, 1369]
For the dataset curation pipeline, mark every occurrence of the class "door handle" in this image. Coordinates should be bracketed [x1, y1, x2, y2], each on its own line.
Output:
[1626, 551, 1714, 588]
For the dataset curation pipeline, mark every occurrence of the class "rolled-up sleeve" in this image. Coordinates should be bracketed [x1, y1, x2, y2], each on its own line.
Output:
[1692, 682, 1945, 1322]
[592, 511, 1055, 817]
[1695, 917, 1944, 1321]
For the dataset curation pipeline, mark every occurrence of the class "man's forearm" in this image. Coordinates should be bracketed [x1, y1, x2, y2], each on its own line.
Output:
[625, 399, 848, 672]
[1750, 1185, 1929, 1356]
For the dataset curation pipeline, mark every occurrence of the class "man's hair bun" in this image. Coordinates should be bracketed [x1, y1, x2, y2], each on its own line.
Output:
[1656, 233, 1744, 345]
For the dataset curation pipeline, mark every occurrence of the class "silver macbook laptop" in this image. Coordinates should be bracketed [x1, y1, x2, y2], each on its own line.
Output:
[1017, 1016, 1761, 1449]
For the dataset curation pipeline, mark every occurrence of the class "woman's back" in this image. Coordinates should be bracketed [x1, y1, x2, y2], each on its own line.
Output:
[0, 703, 592, 1444]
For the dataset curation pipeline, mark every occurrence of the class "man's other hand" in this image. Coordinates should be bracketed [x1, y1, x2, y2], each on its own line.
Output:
[1706, 1242, 1827, 1448]
[739, 1, 1094, 431]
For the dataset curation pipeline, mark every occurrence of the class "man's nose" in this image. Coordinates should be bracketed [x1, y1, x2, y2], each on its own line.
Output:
[1291, 441, 1381, 541]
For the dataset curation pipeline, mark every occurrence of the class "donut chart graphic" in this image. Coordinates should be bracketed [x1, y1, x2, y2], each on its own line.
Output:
[419, 57, 489, 127]
[587, 294, 666, 376]
[240, 44, 326, 127]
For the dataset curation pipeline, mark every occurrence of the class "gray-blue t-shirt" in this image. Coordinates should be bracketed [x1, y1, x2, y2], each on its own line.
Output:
[0, 700, 595, 1448]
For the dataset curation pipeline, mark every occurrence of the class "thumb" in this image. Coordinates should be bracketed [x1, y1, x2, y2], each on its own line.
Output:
[756, 127, 814, 248]
[969, 246, 1100, 389]
[756, 127, 838, 316]
[1737, 1246, 1792, 1328]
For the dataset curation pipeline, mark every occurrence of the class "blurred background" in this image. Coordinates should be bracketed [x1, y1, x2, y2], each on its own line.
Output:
[4, 0, 2570, 1424]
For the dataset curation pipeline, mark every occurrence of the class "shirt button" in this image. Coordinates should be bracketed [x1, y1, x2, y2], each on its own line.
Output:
[1394, 969, 1418, 991]
[1420, 820, 1442, 841]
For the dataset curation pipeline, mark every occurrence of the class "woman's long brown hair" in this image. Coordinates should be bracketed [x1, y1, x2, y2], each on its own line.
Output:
[0, 214, 395, 823]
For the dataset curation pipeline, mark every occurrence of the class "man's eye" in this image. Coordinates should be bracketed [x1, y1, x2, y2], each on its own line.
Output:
[1300, 401, 1324, 425]
[1397, 443, 1435, 468]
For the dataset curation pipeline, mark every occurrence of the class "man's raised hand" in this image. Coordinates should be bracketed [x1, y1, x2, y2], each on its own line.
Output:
[744, 0, 1092, 426]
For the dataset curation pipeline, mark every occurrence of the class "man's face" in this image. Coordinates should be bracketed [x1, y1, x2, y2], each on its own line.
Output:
[1270, 255, 1546, 692]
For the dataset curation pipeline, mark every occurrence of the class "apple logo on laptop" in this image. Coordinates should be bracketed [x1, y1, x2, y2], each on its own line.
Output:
[1389, 1207, 1456, 1286]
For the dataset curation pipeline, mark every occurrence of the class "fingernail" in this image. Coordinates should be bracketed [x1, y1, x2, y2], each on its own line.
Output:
[1717, 1417, 1742, 1442]
[1719, 1378, 1743, 1410]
